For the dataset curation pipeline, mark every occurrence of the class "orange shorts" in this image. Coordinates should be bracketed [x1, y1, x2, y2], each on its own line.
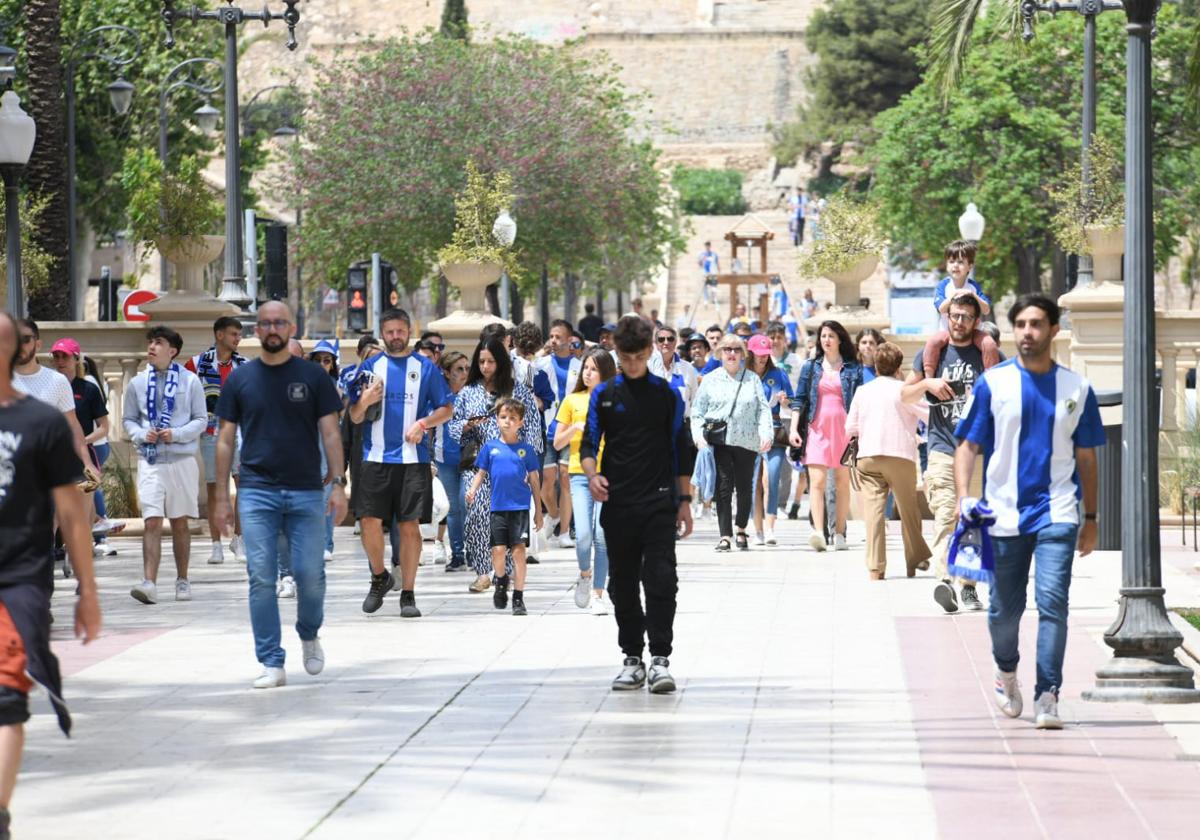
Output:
[0, 603, 33, 695]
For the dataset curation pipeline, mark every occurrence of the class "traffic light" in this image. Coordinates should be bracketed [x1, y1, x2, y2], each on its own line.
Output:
[347, 264, 368, 332]
[264, 224, 288, 301]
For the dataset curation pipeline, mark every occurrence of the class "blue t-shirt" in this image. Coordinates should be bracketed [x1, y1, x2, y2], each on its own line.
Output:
[759, 367, 794, 423]
[862, 365, 876, 383]
[701, 357, 721, 375]
[955, 360, 1105, 537]
[216, 357, 343, 490]
[352, 352, 452, 464]
[475, 438, 540, 512]
[933, 276, 991, 315]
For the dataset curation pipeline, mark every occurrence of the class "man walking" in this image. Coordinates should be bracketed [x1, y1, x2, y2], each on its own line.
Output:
[185, 316, 248, 565]
[122, 326, 207, 604]
[13, 320, 93, 475]
[0, 312, 101, 840]
[213, 302, 346, 689]
[349, 308, 453, 618]
[536, 319, 581, 546]
[903, 292, 999, 613]
[581, 315, 694, 694]
[955, 294, 1103, 730]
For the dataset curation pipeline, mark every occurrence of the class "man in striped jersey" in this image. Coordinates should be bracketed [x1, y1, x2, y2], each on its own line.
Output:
[955, 294, 1104, 730]
[349, 309, 453, 618]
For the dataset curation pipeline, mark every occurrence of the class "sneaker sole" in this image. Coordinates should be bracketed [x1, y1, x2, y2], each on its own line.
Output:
[130, 589, 156, 605]
[207, 558, 224, 565]
[612, 678, 646, 691]
[1035, 715, 1063, 730]
[934, 584, 959, 614]
[649, 676, 676, 694]
[304, 661, 324, 676]
[513, 606, 527, 616]
[400, 606, 422, 618]
[809, 533, 827, 552]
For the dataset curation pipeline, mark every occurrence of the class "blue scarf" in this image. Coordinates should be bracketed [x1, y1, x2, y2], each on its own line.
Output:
[947, 497, 996, 585]
[194, 345, 246, 433]
[143, 363, 181, 465]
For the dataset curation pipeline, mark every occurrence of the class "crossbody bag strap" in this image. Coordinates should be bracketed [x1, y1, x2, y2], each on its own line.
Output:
[725, 369, 746, 422]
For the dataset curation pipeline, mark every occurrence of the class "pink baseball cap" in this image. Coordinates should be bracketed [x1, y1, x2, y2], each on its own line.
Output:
[746, 334, 771, 357]
[51, 338, 82, 357]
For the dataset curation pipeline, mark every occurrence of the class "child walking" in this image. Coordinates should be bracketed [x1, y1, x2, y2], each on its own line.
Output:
[466, 398, 543, 615]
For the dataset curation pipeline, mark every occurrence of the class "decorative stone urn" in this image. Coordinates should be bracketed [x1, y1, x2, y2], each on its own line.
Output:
[806, 254, 889, 333]
[1058, 224, 1126, 401]
[141, 235, 239, 340]
[427, 261, 512, 355]
[1085, 224, 1125, 285]
[157, 234, 226, 294]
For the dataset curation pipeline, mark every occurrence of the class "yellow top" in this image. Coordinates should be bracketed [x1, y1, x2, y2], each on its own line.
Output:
[555, 390, 603, 474]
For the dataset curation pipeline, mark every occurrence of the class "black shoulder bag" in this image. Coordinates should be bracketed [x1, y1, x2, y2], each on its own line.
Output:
[702, 369, 747, 447]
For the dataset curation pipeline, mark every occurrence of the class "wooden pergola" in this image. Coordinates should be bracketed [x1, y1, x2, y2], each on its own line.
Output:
[707, 214, 779, 326]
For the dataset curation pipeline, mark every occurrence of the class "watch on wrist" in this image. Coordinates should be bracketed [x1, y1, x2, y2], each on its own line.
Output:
[331, 476, 347, 487]
[1084, 513, 1097, 521]
[678, 494, 693, 503]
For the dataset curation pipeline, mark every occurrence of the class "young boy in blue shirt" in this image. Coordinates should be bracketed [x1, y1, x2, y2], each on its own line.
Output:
[466, 398, 544, 615]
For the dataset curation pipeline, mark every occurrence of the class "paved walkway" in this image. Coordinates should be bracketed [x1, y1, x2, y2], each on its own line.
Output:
[18, 512, 1200, 839]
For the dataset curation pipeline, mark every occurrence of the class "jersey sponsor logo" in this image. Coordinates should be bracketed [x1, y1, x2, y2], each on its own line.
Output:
[0, 430, 20, 501]
[287, 382, 309, 402]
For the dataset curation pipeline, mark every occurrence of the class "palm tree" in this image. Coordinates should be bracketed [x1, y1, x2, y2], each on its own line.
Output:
[22, 0, 69, 319]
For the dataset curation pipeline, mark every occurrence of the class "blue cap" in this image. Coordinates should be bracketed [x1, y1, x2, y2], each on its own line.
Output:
[311, 338, 339, 358]
[600, 323, 616, 333]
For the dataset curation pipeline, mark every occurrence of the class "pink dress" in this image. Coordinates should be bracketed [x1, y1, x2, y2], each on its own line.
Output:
[805, 369, 849, 468]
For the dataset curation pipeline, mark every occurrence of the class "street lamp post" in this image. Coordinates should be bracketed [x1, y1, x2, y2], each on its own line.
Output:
[958, 202, 985, 243]
[0, 90, 36, 317]
[1074, 0, 1199, 702]
[158, 57, 223, 290]
[492, 208, 517, 320]
[65, 25, 142, 320]
[1021, 0, 1125, 289]
[161, 0, 302, 313]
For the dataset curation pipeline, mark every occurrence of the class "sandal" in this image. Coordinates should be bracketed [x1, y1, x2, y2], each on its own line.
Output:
[715, 538, 732, 552]
[735, 532, 749, 551]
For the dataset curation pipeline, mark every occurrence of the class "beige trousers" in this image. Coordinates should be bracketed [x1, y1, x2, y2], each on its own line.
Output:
[924, 449, 982, 584]
[856, 455, 931, 575]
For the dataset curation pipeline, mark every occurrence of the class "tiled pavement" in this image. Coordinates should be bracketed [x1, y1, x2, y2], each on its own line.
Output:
[16, 512, 1200, 839]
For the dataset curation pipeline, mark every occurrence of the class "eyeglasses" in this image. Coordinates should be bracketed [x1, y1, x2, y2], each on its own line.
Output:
[569, 341, 582, 350]
[19, 334, 35, 345]
[721, 347, 744, 355]
[947, 313, 977, 324]
[256, 319, 291, 331]
[655, 336, 676, 344]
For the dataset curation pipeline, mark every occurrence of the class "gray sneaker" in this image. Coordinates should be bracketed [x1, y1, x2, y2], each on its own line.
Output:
[960, 585, 984, 611]
[648, 656, 676, 694]
[301, 637, 325, 675]
[574, 575, 591, 609]
[611, 656, 646, 691]
[934, 581, 959, 614]
[1035, 688, 1063, 730]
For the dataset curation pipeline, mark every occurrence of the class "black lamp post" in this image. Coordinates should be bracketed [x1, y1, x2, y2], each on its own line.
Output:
[0, 89, 36, 318]
[65, 24, 142, 320]
[161, 0, 301, 313]
[158, 57, 223, 291]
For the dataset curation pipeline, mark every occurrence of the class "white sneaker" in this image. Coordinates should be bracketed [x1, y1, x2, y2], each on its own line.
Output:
[91, 517, 116, 535]
[230, 535, 245, 561]
[590, 591, 609, 615]
[353, 521, 361, 536]
[93, 542, 106, 557]
[277, 575, 296, 599]
[558, 533, 575, 549]
[1035, 689, 1063, 730]
[301, 638, 325, 675]
[207, 542, 224, 565]
[130, 579, 158, 604]
[765, 529, 777, 546]
[574, 576, 591, 609]
[102, 540, 118, 557]
[253, 666, 287, 689]
[809, 531, 827, 552]
[175, 578, 192, 602]
[432, 541, 448, 565]
[833, 533, 848, 551]
[754, 530, 766, 546]
[323, 549, 334, 563]
[542, 515, 560, 543]
[994, 670, 1023, 718]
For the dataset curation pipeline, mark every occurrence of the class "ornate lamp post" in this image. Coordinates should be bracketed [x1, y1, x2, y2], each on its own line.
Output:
[157, 57, 223, 290]
[492, 208, 517, 320]
[958, 202, 985, 243]
[161, 0, 302, 312]
[66, 25, 142, 319]
[0, 90, 36, 317]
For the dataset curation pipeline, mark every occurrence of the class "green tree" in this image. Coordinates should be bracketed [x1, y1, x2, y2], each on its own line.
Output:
[773, 0, 930, 165]
[671, 168, 746, 216]
[440, 0, 469, 40]
[285, 32, 683, 302]
[869, 5, 1197, 298]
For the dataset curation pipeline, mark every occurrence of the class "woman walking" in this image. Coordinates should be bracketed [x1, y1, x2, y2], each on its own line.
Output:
[308, 340, 341, 563]
[788, 321, 863, 552]
[856, 328, 883, 383]
[434, 351, 470, 571]
[844, 342, 931, 579]
[691, 335, 772, 551]
[450, 337, 542, 593]
[746, 335, 793, 545]
[553, 348, 617, 614]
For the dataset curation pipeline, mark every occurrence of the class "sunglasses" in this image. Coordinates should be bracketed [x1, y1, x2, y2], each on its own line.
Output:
[721, 347, 744, 355]
[655, 335, 676, 344]
[569, 341, 582, 350]
[425, 342, 445, 353]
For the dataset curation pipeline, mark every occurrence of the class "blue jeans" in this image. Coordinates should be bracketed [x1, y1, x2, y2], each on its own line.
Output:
[239, 487, 326, 668]
[989, 523, 1078, 699]
[93, 442, 111, 524]
[569, 474, 608, 589]
[752, 445, 788, 514]
[436, 460, 466, 562]
[323, 483, 335, 553]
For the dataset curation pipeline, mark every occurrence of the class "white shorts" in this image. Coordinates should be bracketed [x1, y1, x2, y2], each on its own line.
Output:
[138, 458, 200, 520]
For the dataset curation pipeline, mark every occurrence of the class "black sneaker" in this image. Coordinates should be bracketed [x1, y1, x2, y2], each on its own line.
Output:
[787, 503, 800, 521]
[933, 581, 959, 614]
[362, 570, 395, 614]
[398, 589, 421, 618]
[512, 592, 527, 616]
[493, 575, 509, 609]
[0, 805, 10, 840]
[445, 559, 467, 573]
[960, 585, 984, 612]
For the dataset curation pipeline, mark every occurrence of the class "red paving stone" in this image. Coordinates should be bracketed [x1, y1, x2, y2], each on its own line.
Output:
[896, 613, 1200, 839]
[52, 626, 172, 677]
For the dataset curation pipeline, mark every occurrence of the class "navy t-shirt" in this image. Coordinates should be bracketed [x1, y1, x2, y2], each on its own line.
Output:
[216, 357, 343, 490]
[475, 438, 540, 512]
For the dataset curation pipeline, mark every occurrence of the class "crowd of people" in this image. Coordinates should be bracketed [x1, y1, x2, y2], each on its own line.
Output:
[0, 234, 1110, 838]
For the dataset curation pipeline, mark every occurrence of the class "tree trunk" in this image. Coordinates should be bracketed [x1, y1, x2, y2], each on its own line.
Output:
[23, 0, 70, 319]
[1048, 246, 1067, 300]
[510, 284, 524, 324]
[1012, 244, 1043, 296]
[485, 282, 500, 316]
[563, 272, 579, 325]
[436, 274, 448, 318]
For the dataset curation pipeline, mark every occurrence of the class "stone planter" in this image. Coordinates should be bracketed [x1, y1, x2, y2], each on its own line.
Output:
[1084, 225, 1125, 285]
[156, 234, 226, 295]
[826, 254, 880, 308]
[805, 254, 889, 334]
[141, 234, 238, 333]
[428, 261, 511, 355]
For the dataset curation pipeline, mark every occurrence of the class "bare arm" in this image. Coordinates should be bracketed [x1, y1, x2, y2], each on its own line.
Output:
[465, 469, 486, 505]
[319, 412, 345, 479]
[953, 439, 982, 502]
[1075, 446, 1099, 556]
[349, 379, 383, 425]
[85, 414, 110, 446]
[52, 484, 101, 643]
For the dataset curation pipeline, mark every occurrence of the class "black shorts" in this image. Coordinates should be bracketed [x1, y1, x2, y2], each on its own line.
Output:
[357, 462, 433, 524]
[489, 509, 531, 548]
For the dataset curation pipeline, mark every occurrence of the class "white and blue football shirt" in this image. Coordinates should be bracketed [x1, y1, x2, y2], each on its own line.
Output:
[355, 352, 452, 464]
[955, 359, 1105, 537]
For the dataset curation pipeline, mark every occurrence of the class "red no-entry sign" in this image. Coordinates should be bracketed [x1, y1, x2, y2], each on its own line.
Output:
[123, 290, 159, 322]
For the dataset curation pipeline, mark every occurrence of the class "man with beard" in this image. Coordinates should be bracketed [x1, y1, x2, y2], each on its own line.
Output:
[122, 326, 207, 604]
[13, 321, 93, 478]
[349, 308, 453, 618]
[955, 294, 1102, 730]
[214, 302, 346, 688]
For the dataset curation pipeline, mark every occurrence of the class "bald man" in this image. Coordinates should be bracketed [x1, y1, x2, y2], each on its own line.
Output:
[213, 302, 347, 688]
